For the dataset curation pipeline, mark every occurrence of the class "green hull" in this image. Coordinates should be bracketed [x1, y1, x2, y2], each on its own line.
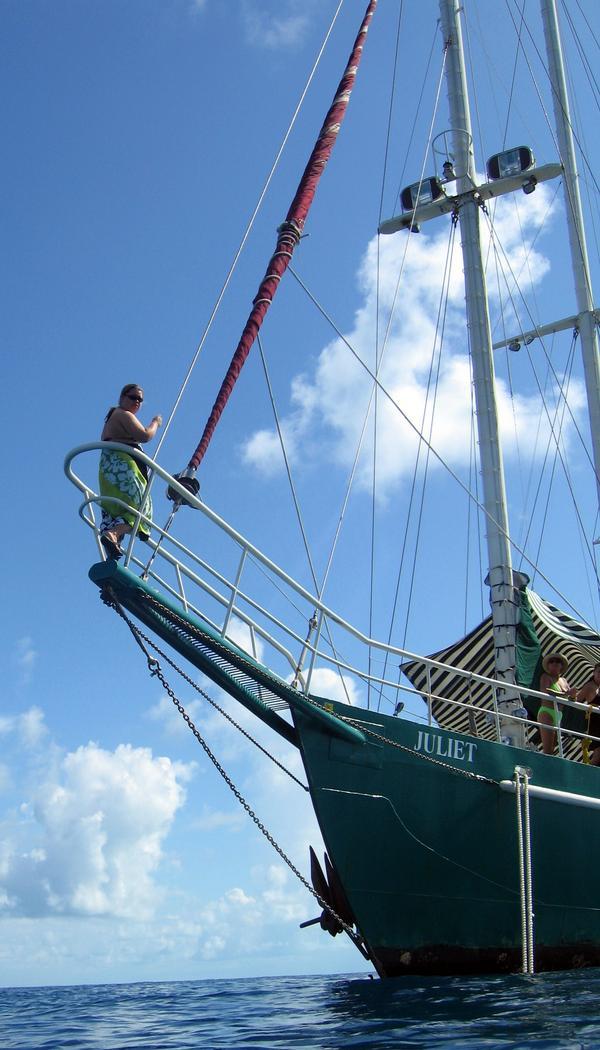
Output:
[90, 560, 600, 977]
[294, 702, 600, 976]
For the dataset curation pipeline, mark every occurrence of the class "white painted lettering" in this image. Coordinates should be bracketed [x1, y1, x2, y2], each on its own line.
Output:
[413, 730, 478, 764]
[435, 736, 449, 757]
[465, 741, 478, 762]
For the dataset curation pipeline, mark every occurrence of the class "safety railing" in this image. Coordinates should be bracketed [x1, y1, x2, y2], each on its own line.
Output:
[65, 442, 600, 758]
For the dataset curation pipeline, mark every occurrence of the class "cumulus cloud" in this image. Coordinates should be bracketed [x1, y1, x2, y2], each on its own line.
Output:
[192, 863, 307, 961]
[0, 706, 47, 749]
[147, 694, 204, 736]
[242, 0, 312, 49]
[241, 185, 583, 496]
[0, 742, 194, 919]
[300, 666, 362, 706]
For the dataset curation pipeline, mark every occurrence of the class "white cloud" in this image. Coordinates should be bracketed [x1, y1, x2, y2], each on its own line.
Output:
[0, 706, 47, 749]
[0, 742, 194, 920]
[189, 863, 308, 961]
[147, 694, 204, 736]
[242, 0, 312, 50]
[241, 185, 584, 497]
[19, 706, 47, 748]
[192, 805, 245, 832]
[301, 666, 362, 706]
[14, 636, 37, 684]
[224, 617, 265, 661]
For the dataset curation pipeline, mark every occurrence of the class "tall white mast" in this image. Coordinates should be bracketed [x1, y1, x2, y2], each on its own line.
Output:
[541, 0, 600, 504]
[438, 0, 521, 708]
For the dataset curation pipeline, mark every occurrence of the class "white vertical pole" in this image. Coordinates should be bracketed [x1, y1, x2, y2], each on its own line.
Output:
[541, 0, 600, 506]
[439, 0, 519, 711]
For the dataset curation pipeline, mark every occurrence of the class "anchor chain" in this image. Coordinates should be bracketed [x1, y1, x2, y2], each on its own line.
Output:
[101, 588, 363, 947]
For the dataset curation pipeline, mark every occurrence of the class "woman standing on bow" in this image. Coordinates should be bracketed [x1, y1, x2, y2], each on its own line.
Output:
[98, 383, 162, 558]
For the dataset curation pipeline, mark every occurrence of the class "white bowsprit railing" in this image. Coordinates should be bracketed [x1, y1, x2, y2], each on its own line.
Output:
[65, 442, 599, 755]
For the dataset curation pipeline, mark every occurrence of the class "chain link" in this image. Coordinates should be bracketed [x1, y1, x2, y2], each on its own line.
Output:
[116, 611, 308, 791]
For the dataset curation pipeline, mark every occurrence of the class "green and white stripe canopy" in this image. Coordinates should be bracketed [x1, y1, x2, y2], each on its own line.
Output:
[401, 590, 600, 753]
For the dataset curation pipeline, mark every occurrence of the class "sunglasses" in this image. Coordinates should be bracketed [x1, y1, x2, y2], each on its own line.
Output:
[126, 393, 143, 404]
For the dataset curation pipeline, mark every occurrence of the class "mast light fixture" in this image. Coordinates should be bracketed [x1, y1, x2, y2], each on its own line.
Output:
[487, 146, 535, 183]
[400, 177, 444, 212]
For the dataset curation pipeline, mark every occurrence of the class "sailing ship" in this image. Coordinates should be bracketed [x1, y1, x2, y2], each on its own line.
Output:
[65, 0, 600, 977]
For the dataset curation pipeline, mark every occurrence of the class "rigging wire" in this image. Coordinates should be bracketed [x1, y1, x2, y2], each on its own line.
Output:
[368, 0, 405, 707]
[560, 0, 600, 111]
[503, 0, 600, 310]
[530, 340, 578, 585]
[250, 15, 447, 709]
[399, 226, 456, 654]
[256, 333, 319, 596]
[367, 38, 450, 702]
[481, 207, 600, 588]
[483, 204, 600, 496]
[280, 42, 450, 709]
[286, 255, 597, 626]
[560, 3, 600, 296]
[373, 220, 459, 711]
[256, 333, 354, 706]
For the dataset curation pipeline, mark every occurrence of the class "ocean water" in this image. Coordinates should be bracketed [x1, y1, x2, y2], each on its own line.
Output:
[1, 969, 600, 1049]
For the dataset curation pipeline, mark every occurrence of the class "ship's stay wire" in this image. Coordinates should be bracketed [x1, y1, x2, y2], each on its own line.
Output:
[150, 0, 347, 462]
[286, 258, 596, 628]
[502, 0, 600, 311]
[243, 31, 417, 707]
[367, 34, 450, 701]
[398, 229, 458, 654]
[255, 332, 354, 707]
[561, 7, 600, 301]
[256, 333, 319, 596]
[274, 38, 450, 708]
[373, 221, 458, 710]
[483, 215, 600, 610]
[246, 17, 448, 708]
[482, 205, 600, 584]
[368, 0, 405, 706]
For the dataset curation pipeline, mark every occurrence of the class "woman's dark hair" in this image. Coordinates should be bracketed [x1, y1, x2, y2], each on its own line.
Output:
[104, 383, 142, 422]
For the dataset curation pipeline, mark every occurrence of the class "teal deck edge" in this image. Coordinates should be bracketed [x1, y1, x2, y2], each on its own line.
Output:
[88, 560, 366, 748]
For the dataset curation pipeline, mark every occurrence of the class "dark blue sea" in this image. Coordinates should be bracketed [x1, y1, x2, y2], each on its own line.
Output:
[2, 969, 600, 1049]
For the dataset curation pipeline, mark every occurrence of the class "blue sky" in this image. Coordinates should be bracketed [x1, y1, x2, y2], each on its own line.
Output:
[3, 0, 600, 987]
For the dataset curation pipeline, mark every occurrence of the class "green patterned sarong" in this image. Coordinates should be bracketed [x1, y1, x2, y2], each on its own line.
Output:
[99, 448, 152, 540]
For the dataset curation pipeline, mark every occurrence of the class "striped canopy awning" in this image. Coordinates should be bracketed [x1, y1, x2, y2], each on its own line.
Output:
[401, 589, 600, 756]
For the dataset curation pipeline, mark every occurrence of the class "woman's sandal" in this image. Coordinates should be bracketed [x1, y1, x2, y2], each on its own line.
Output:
[101, 533, 125, 559]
